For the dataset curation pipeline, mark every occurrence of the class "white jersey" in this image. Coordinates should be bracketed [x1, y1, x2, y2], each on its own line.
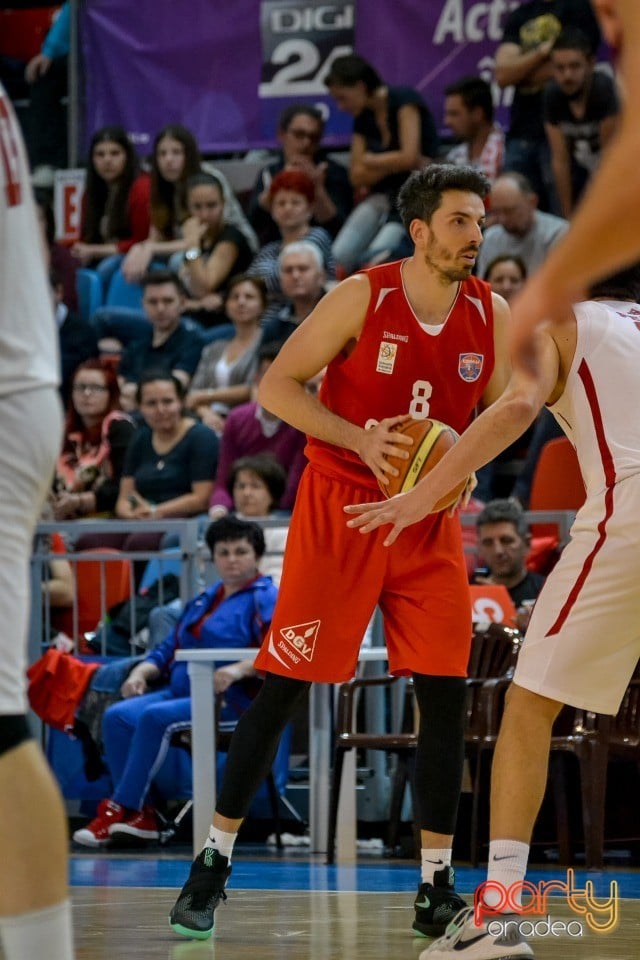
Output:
[549, 298, 640, 499]
[0, 83, 59, 396]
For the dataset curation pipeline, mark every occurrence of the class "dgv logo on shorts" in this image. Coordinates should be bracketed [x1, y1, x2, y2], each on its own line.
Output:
[278, 620, 320, 663]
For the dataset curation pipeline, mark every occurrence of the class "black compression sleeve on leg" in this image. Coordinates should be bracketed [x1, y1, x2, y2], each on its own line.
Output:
[0, 715, 32, 757]
[411, 674, 467, 835]
[216, 672, 311, 820]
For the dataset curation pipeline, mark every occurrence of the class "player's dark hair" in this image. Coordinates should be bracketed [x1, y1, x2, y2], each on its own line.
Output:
[397, 163, 490, 230]
[444, 76, 494, 123]
[205, 515, 266, 558]
[552, 27, 594, 57]
[589, 262, 640, 303]
[476, 499, 528, 540]
[325, 54, 382, 93]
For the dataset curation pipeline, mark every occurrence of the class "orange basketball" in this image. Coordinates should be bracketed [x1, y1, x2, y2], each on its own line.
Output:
[378, 418, 468, 511]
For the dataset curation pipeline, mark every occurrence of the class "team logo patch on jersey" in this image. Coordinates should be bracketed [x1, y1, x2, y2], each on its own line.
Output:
[278, 620, 320, 664]
[458, 352, 484, 382]
[376, 341, 398, 374]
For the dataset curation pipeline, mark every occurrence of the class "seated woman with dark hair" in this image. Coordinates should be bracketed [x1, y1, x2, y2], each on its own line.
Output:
[52, 358, 135, 520]
[186, 275, 267, 434]
[483, 254, 527, 304]
[70, 125, 151, 274]
[72, 516, 278, 847]
[177, 172, 254, 326]
[116, 372, 218, 523]
[226, 454, 289, 585]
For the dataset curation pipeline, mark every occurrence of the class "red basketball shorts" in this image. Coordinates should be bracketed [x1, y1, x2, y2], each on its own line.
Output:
[255, 466, 472, 682]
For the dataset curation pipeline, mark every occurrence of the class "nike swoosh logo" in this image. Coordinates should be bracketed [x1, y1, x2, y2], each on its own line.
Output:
[453, 934, 489, 950]
[425, 858, 444, 864]
[492, 854, 517, 861]
[415, 897, 431, 908]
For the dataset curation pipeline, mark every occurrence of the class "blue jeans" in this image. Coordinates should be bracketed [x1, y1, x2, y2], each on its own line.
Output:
[332, 194, 407, 273]
[504, 138, 559, 215]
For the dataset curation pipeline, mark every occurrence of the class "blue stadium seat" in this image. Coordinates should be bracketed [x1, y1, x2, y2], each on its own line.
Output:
[76, 268, 103, 323]
[105, 269, 144, 310]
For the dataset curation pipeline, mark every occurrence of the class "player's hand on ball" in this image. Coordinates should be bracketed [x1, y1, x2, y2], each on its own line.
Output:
[447, 471, 477, 516]
[356, 415, 413, 485]
[344, 487, 431, 546]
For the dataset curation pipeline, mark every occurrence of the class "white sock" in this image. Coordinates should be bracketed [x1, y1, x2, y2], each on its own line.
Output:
[485, 839, 530, 911]
[421, 847, 452, 885]
[203, 825, 238, 861]
[0, 900, 74, 960]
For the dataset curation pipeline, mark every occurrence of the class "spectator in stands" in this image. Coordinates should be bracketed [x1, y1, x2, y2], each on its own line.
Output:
[443, 76, 505, 184]
[24, 1, 70, 187]
[227, 454, 289, 585]
[52, 358, 135, 520]
[248, 170, 335, 300]
[177, 173, 254, 327]
[494, 0, 600, 212]
[249, 104, 353, 245]
[474, 256, 530, 501]
[208, 341, 307, 517]
[261, 241, 328, 344]
[52, 271, 98, 403]
[121, 124, 257, 284]
[35, 195, 78, 311]
[72, 516, 277, 847]
[325, 53, 439, 274]
[475, 172, 568, 278]
[483, 254, 527, 304]
[71, 125, 151, 280]
[473, 499, 546, 632]
[117, 271, 205, 411]
[115, 372, 218, 523]
[544, 27, 620, 218]
[121, 124, 201, 282]
[186, 275, 266, 433]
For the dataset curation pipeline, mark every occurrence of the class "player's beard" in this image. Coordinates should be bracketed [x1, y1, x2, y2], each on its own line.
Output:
[424, 232, 474, 283]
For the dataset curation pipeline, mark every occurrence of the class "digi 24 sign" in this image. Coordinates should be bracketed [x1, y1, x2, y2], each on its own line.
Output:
[259, 0, 356, 98]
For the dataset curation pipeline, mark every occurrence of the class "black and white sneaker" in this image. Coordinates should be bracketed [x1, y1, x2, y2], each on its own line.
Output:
[169, 848, 231, 940]
[419, 907, 535, 958]
[413, 865, 468, 937]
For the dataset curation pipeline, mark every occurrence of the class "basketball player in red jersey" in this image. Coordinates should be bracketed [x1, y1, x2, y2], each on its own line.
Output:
[346, 257, 640, 958]
[169, 164, 511, 942]
[510, 0, 640, 373]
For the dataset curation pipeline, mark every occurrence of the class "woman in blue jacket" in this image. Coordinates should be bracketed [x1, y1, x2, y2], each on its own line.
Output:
[73, 515, 277, 847]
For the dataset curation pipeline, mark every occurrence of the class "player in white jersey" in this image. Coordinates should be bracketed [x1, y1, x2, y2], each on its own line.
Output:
[0, 83, 74, 960]
[345, 262, 640, 959]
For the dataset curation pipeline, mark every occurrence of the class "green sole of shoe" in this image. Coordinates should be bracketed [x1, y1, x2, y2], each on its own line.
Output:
[168, 918, 213, 941]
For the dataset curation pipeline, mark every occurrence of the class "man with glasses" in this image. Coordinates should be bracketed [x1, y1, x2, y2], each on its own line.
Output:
[248, 104, 352, 244]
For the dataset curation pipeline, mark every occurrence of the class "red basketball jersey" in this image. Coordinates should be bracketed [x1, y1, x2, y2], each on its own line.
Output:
[306, 259, 495, 488]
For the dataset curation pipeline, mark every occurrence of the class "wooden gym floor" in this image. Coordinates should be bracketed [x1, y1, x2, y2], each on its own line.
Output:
[10, 851, 639, 959]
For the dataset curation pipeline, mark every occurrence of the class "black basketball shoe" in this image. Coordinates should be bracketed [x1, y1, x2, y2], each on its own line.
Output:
[169, 848, 231, 940]
[413, 865, 467, 937]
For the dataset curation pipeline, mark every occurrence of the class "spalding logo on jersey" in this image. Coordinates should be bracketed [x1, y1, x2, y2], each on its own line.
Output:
[458, 352, 484, 382]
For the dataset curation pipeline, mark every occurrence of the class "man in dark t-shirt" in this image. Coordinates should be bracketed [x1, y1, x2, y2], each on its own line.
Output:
[118, 271, 204, 409]
[495, 0, 601, 211]
[544, 27, 619, 216]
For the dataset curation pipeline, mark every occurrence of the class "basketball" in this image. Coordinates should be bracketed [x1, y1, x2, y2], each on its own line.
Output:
[377, 418, 468, 511]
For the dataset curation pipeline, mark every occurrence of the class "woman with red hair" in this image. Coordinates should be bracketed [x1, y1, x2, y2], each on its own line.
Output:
[52, 359, 136, 519]
[248, 169, 335, 300]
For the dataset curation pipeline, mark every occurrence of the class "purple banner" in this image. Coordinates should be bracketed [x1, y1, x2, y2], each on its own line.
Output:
[81, 0, 523, 156]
